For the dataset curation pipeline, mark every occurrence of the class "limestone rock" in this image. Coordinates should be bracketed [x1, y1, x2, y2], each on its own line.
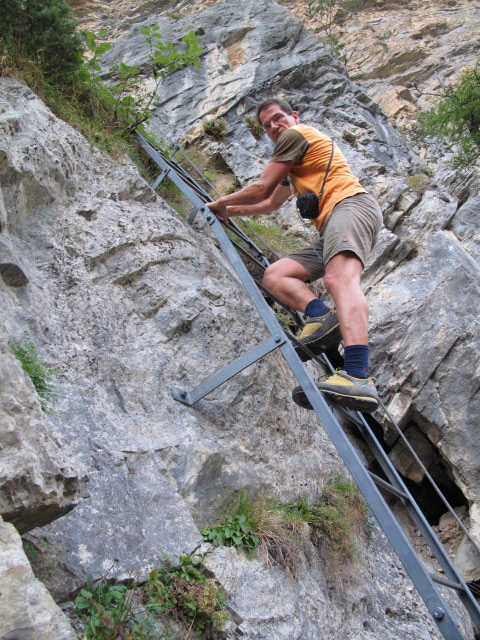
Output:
[0, 333, 87, 534]
[0, 235, 29, 286]
[0, 78, 343, 602]
[369, 230, 480, 519]
[101, 0, 413, 186]
[0, 516, 76, 640]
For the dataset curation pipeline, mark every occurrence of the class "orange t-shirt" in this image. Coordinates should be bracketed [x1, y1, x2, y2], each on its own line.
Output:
[271, 124, 366, 232]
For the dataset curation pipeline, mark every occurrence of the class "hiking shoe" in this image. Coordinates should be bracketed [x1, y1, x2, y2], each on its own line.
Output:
[293, 309, 341, 361]
[292, 370, 379, 413]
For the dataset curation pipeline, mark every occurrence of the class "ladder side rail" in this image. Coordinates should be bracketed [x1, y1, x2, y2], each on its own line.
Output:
[319, 348, 480, 559]
[378, 398, 480, 556]
[223, 222, 271, 268]
[199, 206, 467, 640]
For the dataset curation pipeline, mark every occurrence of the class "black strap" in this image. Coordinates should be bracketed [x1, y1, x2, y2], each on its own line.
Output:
[317, 140, 335, 200]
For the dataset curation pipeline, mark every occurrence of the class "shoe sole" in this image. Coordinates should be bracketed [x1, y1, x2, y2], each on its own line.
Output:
[292, 386, 378, 413]
[294, 324, 342, 362]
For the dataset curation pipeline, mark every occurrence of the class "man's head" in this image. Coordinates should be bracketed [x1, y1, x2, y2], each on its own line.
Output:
[256, 99, 299, 143]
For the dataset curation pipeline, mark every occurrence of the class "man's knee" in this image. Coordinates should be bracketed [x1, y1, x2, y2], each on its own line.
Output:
[263, 262, 282, 289]
[263, 258, 309, 289]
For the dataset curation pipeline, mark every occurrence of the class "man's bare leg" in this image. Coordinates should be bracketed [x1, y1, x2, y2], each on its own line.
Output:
[323, 252, 367, 346]
[262, 258, 316, 311]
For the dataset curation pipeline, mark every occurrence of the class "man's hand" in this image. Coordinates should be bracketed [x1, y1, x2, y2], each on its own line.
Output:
[206, 199, 229, 223]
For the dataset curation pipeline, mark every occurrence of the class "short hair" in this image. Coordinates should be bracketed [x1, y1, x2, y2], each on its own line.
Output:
[256, 98, 294, 125]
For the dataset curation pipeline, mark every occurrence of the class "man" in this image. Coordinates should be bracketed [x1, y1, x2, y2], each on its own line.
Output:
[207, 99, 382, 412]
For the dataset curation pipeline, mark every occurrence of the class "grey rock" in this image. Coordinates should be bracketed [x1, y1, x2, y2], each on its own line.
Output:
[368, 231, 480, 536]
[0, 0, 479, 632]
[447, 195, 480, 261]
[204, 525, 473, 639]
[0, 516, 76, 640]
[0, 334, 88, 534]
[0, 235, 29, 286]
[0, 78, 343, 603]
[103, 0, 413, 184]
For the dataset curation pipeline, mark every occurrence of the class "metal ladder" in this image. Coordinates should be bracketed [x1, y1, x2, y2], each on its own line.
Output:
[135, 131, 480, 640]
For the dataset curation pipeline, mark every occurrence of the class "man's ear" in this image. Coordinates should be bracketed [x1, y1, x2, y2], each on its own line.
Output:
[291, 111, 300, 123]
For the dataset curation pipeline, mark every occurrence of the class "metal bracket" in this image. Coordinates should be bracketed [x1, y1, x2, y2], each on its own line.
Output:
[152, 167, 171, 191]
[171, 334, 285, 406]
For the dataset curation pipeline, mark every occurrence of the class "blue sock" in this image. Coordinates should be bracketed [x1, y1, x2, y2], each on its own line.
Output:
[344, 345, 369, 378]
[304, 298, 330, 318]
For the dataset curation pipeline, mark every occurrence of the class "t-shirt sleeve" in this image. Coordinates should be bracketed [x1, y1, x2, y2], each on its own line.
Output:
[271, 129, 309, 164]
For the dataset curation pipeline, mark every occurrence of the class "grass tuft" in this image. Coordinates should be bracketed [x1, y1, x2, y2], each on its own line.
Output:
[10, 336, 58, 411]
[202, 478, 369, 575]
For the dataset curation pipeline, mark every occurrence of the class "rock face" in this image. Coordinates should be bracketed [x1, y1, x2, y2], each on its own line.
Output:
[0, 333, 87, 534]
[1, 0, 479, 636]
[0, 516, 76, 640]
[105, 0, 480, 559]
[0, 75, 474, 638]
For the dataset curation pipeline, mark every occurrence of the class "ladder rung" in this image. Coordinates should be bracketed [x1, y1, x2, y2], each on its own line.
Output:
[430, 573, 466, 593]
[369, 471, 409, 500]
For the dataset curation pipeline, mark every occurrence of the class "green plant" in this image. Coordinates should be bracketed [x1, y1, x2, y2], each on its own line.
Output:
[203, 117, 228, 140]
[224, 177, 241, 195]
[245, 114, 263, 138]
[342, 130, 357, 146]
[202, 491, 306, 572]
[407, 173, 429, 192]
[84, 26, 202, 133]
[146, 554, 229, 635]
[275, 311, 293, 330]
[0, 0, 84, 77]
[75, 575, 153, 640]
[418, 61, 480, 167]
[202, 514, 259, 556]
[10, 336, 58, 411]
[201, 491, 259, 556]
[237, 218, 305, 257]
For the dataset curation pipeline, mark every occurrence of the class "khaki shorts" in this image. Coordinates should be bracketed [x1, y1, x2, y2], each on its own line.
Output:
[287, 192, 382, 281]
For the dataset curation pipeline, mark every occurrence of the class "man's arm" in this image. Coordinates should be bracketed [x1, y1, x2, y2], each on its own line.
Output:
[225, 183, 291, 218]
[207, 160, 293, 221]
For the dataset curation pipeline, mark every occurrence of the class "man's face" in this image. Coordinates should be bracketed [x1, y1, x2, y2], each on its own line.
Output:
[259, 104, 299, 143]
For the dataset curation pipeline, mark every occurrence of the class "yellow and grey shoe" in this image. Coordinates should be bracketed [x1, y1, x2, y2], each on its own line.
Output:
[293, 309, 341, 361]
[292, 370, 379, 413]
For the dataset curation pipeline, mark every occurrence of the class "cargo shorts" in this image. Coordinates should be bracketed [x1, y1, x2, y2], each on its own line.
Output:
[287, 192, 382, 281]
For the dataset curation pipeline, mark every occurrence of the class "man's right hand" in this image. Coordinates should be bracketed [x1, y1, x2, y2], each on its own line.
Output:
[206, 199, 229, 224]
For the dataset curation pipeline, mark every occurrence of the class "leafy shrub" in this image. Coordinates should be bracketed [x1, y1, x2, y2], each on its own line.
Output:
[418, 61, 480, 167]
[85, 27, 202, 134]
[0, 0, 84, 77]
[146, 554, 229, 635]
[245, 114, 263, 138]
[0, 4, 202, 166]
[203, 117, 228, 140]
[10, 336, 58, 411]
[74, 575, 155, 640]
[75, 556, 229, 639]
